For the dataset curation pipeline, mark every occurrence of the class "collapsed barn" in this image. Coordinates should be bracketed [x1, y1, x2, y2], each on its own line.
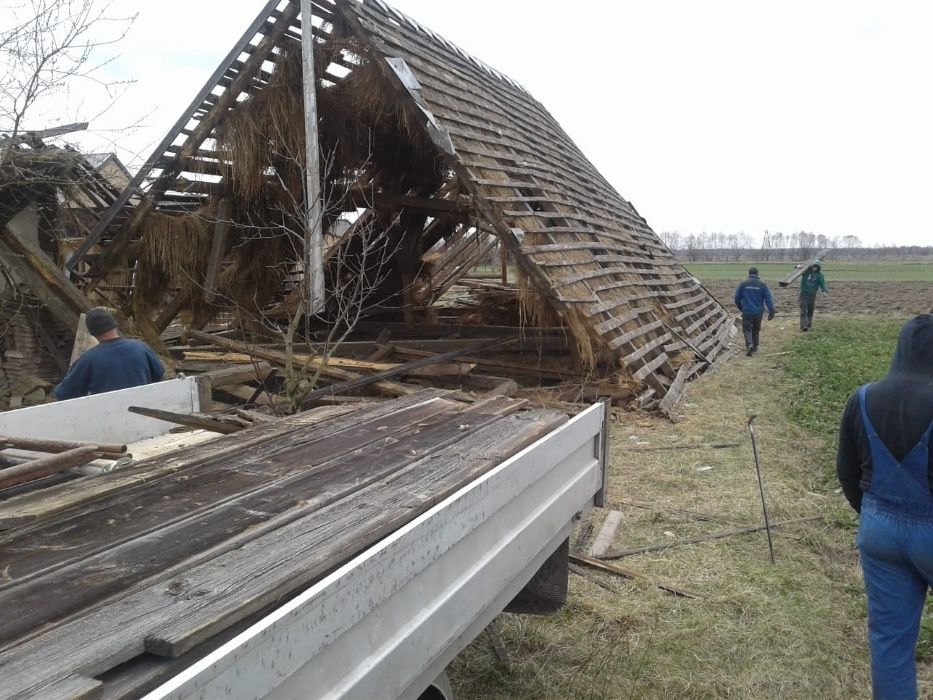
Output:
[6, 0, 734, 413]
[0, 127, 133, 400]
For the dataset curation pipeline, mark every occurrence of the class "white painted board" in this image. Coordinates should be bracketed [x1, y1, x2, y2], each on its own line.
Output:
[0, 377, 201, 445]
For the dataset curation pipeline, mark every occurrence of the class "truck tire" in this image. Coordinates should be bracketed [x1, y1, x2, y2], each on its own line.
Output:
[418, 671, 456, 700]
[503, 538, 569, 615]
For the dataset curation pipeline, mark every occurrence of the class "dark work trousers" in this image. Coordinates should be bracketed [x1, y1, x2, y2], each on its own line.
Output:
[742, 313, 763, 349]
[855, 384, 933, 699]
[799, 293, 816, 330]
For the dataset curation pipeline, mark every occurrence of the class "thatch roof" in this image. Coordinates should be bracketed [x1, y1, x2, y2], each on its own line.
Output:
[80, 0, 733, 402]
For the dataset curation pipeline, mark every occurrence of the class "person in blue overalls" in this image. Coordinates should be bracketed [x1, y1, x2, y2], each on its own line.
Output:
[837, 314, 933, 698]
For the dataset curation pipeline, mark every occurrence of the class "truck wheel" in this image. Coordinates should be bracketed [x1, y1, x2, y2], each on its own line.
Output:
[418, 670, 455, 700]
[503, 538, 569, 615]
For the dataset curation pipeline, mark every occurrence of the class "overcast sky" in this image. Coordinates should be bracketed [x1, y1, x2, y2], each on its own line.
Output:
[57, 0, 933, 246]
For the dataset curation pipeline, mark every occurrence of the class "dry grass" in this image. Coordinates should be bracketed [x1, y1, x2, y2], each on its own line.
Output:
[448, 318, 933, 699]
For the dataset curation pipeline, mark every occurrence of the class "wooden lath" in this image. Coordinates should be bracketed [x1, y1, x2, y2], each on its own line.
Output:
[337, 0, 733, 401]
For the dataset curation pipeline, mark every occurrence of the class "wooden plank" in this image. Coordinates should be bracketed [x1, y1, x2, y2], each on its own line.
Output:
[622, 333, 672, 366]
[0, 436, 125, 456]
[127, 407, 242, 434]
[589, 510, 623, 557]
[0, 400, 519, 645]
[632, 352, 669, 381]
[0, 404, 371, 527]
[658, 362, 693, 415]
[593, 306, 650, 335]
[778, 249, 831, 287]
[197, 361, 273, 388]
[0, 409, 565, 696]
[608, 319, 665, 350]
[203, 196, 231, 302]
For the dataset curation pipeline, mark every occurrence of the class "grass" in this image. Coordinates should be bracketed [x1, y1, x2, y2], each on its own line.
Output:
[685, 261, 933, 282]
[781, 317, 904, 460]
[449, 316, 933, 699]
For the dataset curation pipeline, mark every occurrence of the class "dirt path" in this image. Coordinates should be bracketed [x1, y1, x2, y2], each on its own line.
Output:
[449, 319, 920, 699]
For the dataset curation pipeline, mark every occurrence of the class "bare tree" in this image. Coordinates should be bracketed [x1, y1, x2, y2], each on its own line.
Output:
[0, 0, 136, 162]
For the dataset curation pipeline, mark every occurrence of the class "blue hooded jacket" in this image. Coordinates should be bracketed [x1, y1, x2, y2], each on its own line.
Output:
[734, 273, 775, 316]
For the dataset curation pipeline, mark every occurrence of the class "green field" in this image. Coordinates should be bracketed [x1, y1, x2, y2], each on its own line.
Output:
[685, 260, 933, 282]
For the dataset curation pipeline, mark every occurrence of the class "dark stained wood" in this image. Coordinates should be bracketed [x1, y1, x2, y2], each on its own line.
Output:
[0, 398, 566, 698]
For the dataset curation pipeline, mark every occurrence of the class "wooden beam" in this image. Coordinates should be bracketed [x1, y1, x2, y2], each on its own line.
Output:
[204, 197, 232, 302]
[127, 406, 242, 434]
[778, 249, 831, 288]
[0, 225, 91, 330]
[0, 446, 99, 490]
[297, 336, 515, 408]
[186, 330, 418, 399]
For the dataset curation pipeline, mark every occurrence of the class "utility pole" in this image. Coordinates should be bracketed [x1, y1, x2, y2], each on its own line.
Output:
[300, 0, 324, 315]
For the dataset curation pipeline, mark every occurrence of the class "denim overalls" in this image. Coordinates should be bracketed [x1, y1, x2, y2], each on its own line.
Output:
[856, 383, 933, 699]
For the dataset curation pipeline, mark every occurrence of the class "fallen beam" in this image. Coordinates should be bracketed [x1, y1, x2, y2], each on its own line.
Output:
[297, 337, 515, 408]
[187, 330, 416, 399]
[0, 446, 99, 490]
[0, 435, 126, 458]
[127, 406, 242, 435]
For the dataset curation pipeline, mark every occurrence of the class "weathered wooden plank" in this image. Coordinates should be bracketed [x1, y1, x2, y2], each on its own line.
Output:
[658, 362, 693, 415]
[593, 306, 650, 335]
[0, 409, 565, 697]
[0, 399, 520, 645]
[589, 510, 623, 557]
[632, 352, 669, 381]
[608, 320, 665, 351]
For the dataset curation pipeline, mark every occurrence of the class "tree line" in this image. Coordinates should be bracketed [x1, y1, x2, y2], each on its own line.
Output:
[658, 231, 933, 262]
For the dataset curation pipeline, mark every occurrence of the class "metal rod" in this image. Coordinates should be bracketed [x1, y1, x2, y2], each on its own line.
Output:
[747, 414, 775, 564]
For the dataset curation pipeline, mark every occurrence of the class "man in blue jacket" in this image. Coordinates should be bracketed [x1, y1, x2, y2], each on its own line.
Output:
[733, 267, 775, 356]
[54, 308, 165, 400]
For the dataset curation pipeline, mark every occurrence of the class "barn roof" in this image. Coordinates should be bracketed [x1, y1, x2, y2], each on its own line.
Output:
[77, 0, 733, 404]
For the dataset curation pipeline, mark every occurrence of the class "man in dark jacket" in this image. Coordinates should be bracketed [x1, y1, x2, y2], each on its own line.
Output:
[837, 314, 933, 699]
[733, 267, 775, 356]
[53, 308, 165, 400]
[799, 261, 828, 331]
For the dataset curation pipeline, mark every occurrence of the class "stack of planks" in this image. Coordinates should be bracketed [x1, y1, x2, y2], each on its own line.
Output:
[0, 390, 566, 699]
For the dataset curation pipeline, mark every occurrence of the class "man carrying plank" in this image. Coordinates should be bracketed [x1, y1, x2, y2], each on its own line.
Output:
[799, 261, 828, 331]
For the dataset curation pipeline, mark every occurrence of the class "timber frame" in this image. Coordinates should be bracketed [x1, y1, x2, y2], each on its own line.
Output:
[74, 0, 733, 402]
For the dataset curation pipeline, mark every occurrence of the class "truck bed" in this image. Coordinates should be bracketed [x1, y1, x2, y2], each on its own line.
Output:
[0, 391, 569, 699]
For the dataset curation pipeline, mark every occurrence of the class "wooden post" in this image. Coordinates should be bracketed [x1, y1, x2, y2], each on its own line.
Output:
[500, 243, 508, 285]
[301, 0, 325, 316]
[204, 197, 232, 302]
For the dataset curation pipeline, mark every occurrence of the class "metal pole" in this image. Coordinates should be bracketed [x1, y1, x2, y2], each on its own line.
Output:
[747, 414, 775, 564]
[300, 0, 325, 315]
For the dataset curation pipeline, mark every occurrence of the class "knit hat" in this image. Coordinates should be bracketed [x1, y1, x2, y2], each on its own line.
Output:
[85, 308, 118, 337]
[748, 267, 759, 275]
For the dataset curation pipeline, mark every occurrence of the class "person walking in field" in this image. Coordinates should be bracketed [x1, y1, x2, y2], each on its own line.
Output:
[733, 266, 775, 356]
[799, 261, 828, 331]
[837, 314, 933, 699]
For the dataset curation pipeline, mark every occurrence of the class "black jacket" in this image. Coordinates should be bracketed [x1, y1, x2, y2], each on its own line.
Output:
[836, 315, 933, 513]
